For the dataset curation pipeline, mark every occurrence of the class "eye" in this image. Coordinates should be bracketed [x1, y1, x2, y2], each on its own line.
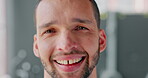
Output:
[44, 28, 56, 34]
[75, 26, 89, 31]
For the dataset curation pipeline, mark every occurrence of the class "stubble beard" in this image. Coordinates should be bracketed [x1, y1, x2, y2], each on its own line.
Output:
[40, 50, 100, 78]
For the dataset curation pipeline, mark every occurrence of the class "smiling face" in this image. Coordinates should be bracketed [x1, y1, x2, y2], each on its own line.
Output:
[33, 0, 106, 78]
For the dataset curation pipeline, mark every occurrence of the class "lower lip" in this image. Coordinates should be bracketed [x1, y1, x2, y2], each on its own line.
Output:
[54, 58, 85, 72]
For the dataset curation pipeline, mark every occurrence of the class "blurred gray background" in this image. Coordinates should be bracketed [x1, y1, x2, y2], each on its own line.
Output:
[0, 0, 148, 78]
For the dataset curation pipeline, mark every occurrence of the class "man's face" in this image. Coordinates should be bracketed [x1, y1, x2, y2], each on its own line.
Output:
[34, 0, 106, 78]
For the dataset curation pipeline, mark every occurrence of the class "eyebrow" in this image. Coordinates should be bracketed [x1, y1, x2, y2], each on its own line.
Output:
[38, 18, 92, 29]
[38, 20, 57, 29]
[72, 18, 92, 24]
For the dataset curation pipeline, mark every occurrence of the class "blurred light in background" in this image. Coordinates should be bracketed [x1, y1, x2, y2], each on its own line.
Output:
[134, 0, 144, 13]
[96, 0, 148, 14]
[0, 0, 8, 77]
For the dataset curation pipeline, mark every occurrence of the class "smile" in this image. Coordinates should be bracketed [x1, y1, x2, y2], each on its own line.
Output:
[53, 55, 86, 72]
[55, 57, 84, 65]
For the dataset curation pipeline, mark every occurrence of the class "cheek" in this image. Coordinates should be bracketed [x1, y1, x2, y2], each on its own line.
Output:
[80, 36, 99, 56]
[38, 38, 56, 60]
[82, 37, 99, 66]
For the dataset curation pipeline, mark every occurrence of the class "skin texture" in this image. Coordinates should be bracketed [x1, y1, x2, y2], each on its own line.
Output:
[33, 0, 106, 78]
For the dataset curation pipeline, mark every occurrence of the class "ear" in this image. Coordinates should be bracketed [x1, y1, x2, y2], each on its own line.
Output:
[33, 34, 40, 57]
[99, 29, 107, 53]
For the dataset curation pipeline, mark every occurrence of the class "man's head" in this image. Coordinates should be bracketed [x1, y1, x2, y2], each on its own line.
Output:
[33, 0, 106, 78]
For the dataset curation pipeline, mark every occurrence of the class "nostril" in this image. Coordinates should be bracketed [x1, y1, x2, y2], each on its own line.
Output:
[57, 44, 79, 53]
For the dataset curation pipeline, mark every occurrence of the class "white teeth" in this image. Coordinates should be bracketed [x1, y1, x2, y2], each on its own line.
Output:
[69, 60, 73, 64]
[64, 60, 68, 64]
[56, 58, 82, 65]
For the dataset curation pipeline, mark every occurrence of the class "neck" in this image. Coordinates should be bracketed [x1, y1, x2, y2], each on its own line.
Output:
[44, 67, 97, 78]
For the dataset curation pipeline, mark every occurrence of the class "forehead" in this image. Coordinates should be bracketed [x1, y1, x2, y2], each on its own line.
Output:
[37, 0, 92, 9]
[36, 0, 95, 27]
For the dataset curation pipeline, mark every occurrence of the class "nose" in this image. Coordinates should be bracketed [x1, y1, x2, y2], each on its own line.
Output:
[56, 31, 78, 53]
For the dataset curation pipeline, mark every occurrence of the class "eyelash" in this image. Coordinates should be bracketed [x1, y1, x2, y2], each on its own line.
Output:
[75, 25, 89, 31]
[43, 25, 88, 34]
[44, 28, 56, 34]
